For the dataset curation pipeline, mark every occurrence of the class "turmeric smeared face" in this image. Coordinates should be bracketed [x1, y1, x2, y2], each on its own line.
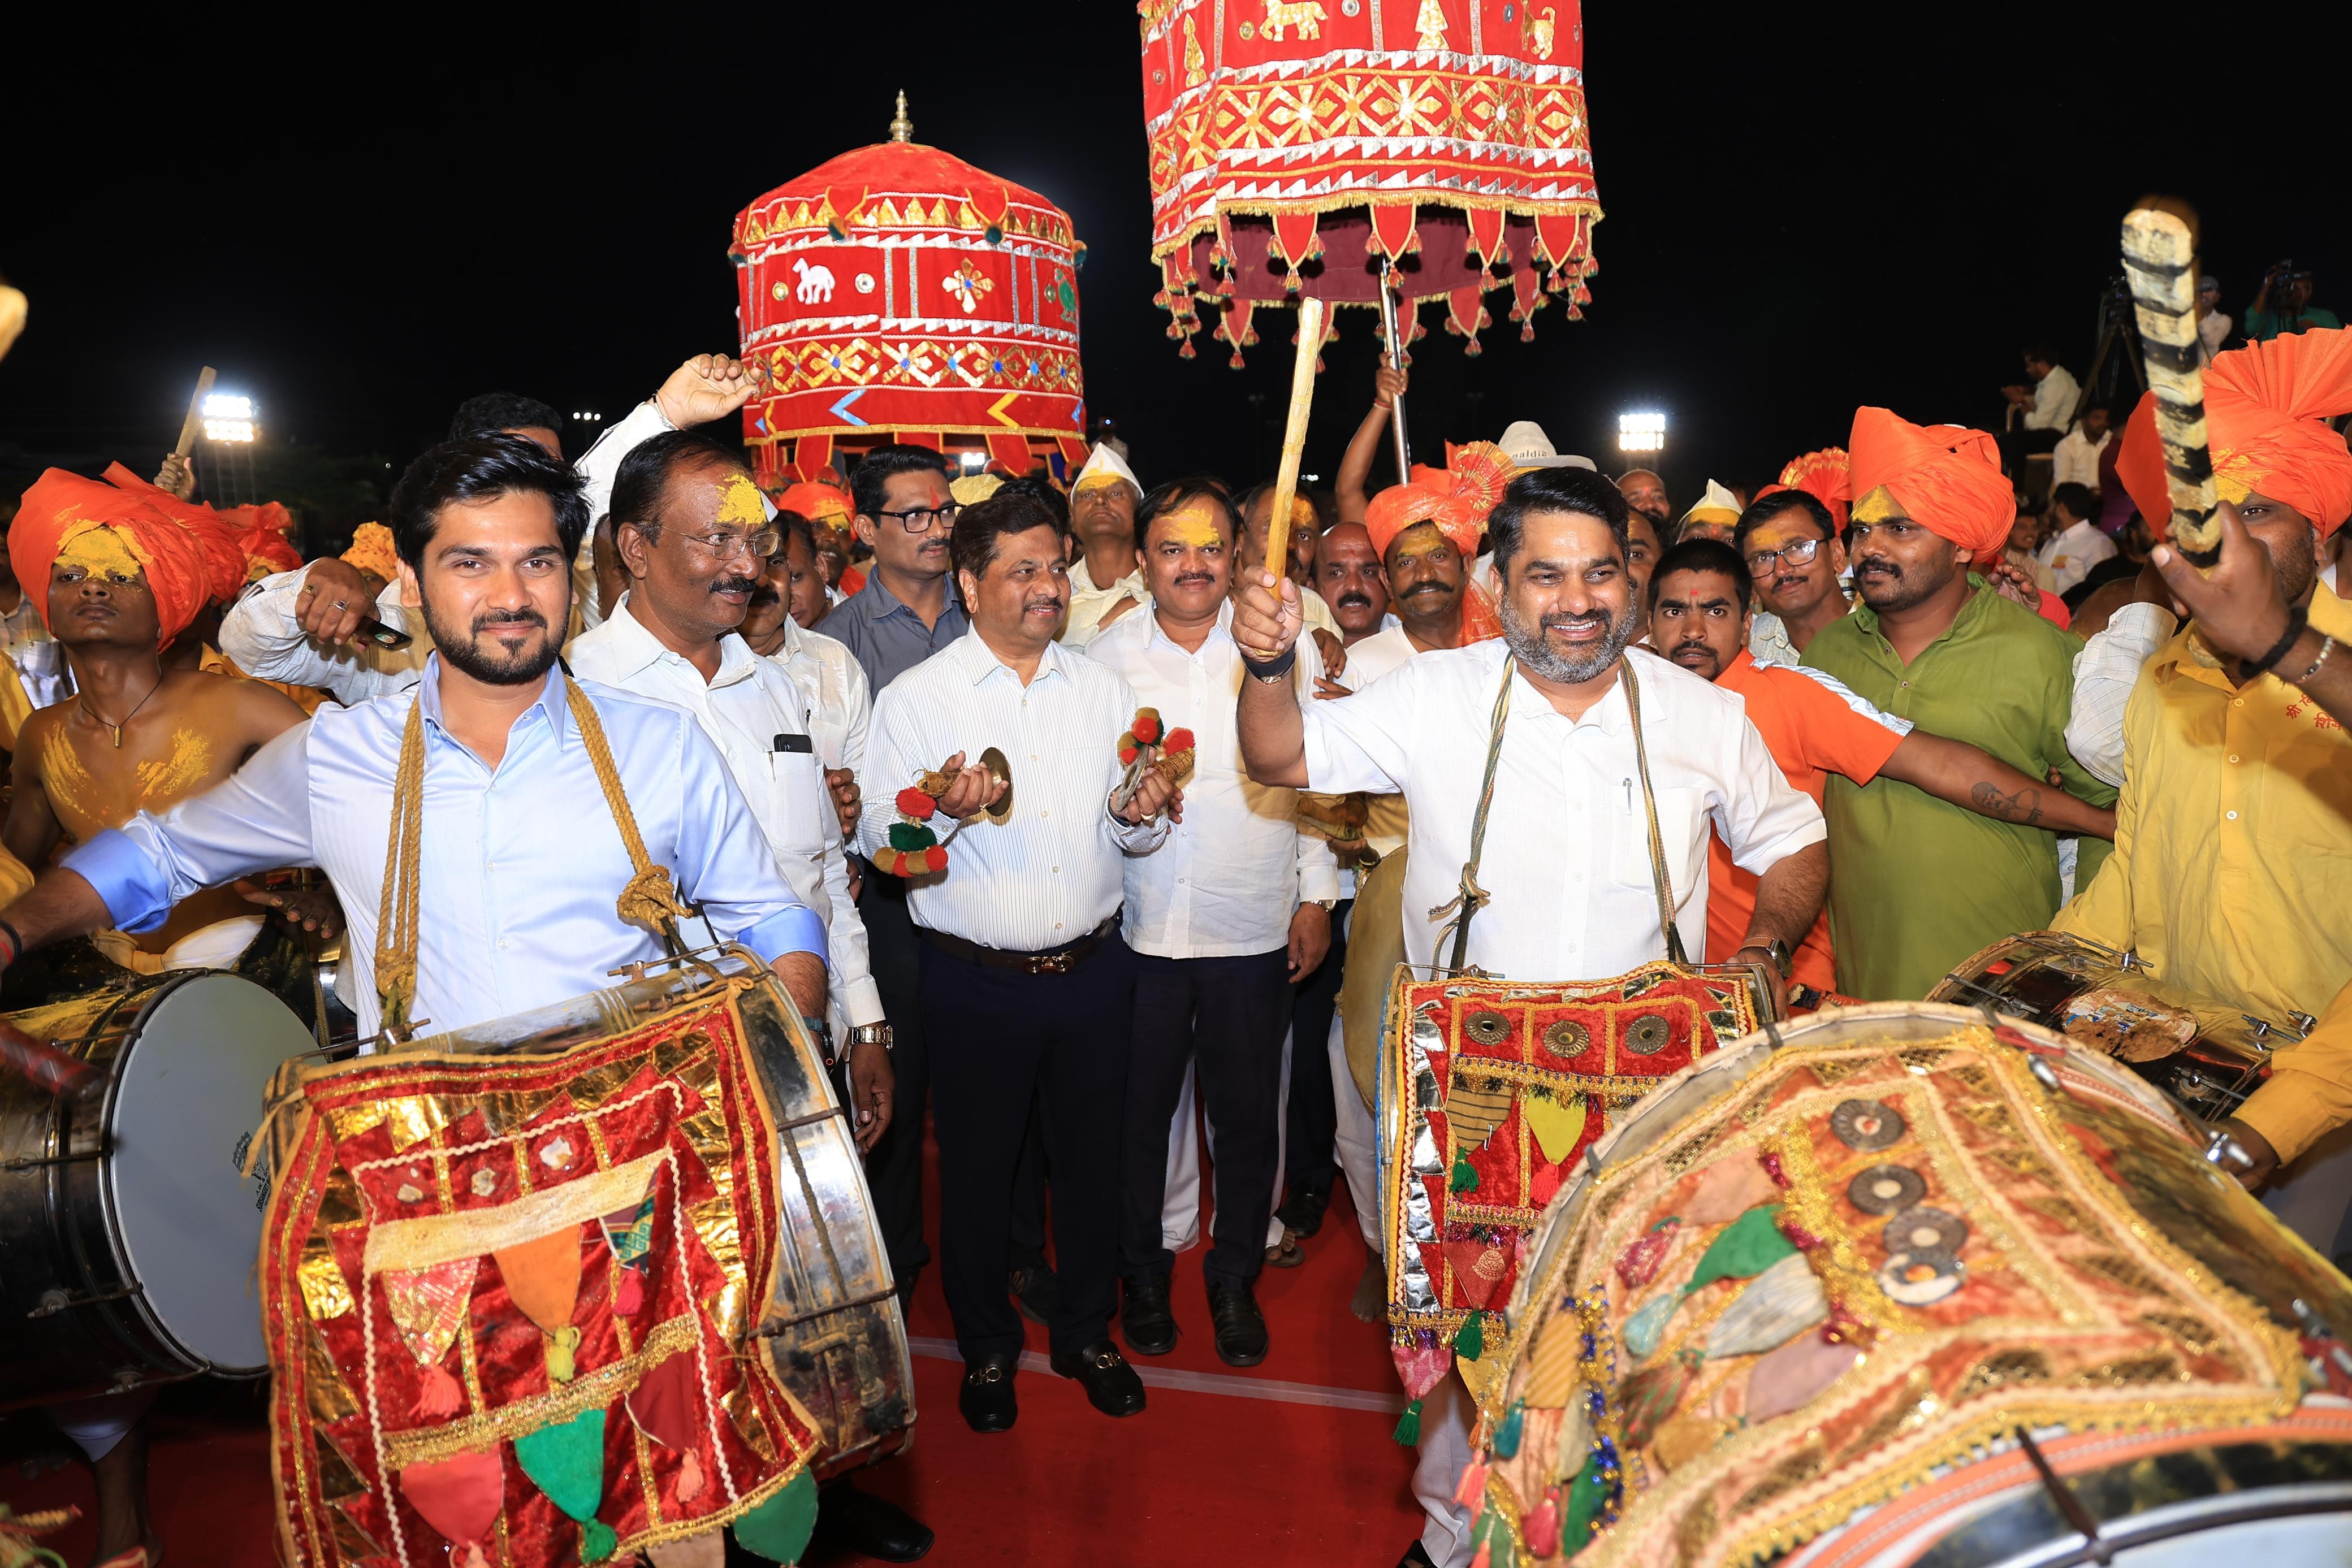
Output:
[1144, 497, 1231, 621]
[50, 525, 161, 648]
[716, 473, 768, 530]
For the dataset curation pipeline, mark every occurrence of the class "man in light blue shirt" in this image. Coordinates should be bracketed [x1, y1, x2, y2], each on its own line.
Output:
[0, 434, 828, 1039]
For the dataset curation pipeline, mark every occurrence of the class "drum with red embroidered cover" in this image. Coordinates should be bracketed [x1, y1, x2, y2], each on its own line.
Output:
[1377, 960, 1769, 1405]
[1456, 1002, 2352, 1568]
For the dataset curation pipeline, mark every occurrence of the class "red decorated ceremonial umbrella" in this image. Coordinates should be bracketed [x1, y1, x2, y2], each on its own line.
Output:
[1139, 0, 1601, 366]
[729, 96, 1089, 484]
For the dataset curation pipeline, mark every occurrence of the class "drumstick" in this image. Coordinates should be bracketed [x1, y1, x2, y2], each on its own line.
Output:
[1262, 296, 1328, 591]
[172, 366, 218, 461]
[0, 1017, 103, 1098]
[2118, 208, 2219, 561]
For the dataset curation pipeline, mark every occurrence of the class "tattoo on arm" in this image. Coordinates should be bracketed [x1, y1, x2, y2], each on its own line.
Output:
[1969, 782, 2045, 825]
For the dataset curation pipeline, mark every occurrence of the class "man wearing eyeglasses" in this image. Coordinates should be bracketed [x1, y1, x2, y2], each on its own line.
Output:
[563, 430, 932, 1562]
[819, 445, 969, 691]
[1735, 489, 1852, 667]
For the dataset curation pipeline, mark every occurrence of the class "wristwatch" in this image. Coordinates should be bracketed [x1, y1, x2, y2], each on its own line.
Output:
[849, 1023, 894, 1052]
[1306, 898, 1339, 913]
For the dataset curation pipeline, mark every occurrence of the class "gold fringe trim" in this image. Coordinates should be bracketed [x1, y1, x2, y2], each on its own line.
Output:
[379, 1312, 701, 1469]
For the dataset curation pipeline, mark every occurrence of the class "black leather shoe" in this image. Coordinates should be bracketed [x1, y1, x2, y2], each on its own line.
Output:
[1049, 1340, 1147, 1417]
[958, 1354, 1018, 1433]
[1119, 1274, 1178, 1355]
[1275, 1182, 1331, 1238]
[813, 1476, 935, 1561]
[1207, 1280, 1268, 1367]
[1394, 1540, 1437, 1568]
[1008, 1259, 1061, 1325]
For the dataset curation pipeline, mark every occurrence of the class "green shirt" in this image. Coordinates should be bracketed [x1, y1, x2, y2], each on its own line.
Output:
[2242, 304, 2341, 343]
[1802, 577, 2117, 1000]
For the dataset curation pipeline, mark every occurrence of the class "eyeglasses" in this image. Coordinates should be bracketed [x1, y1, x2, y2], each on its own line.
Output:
[683, 527, 782, 561]
[1744, 536, 1823, 577]
[873, 503, 961, 533]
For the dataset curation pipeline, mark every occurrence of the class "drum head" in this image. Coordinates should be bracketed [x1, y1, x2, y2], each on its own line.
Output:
[106, 973, 315, 1372]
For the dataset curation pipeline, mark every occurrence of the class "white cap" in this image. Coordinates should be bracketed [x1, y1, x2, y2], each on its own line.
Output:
[1496, 420, 1596, 471]
[1072, 442, 1141, 493]
[1680, 479, 1744, 526]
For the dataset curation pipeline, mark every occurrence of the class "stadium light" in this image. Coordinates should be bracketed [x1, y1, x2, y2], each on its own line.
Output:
[1618, 412, 1666, 454]
[203, 392, 257, 443]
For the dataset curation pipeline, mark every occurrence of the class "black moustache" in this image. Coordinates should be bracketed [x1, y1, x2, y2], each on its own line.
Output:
[475, 610, 546, 631]
[712, 576, 758, 595]
[1337, 594, 1373, 609]
[1175, 573, 1214, 584]
[749, 587, 782, 607]
[1402, 582, 1447, 597]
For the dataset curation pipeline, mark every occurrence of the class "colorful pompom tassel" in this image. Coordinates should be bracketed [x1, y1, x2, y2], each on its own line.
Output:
[678, 1449, 706, 1504]
[1393, 1397, 1423, 1446]
[1450, 1150, 1480, 1193]
[1493, 1400, 1525, 1459]
[1469, 1542, 1491, 1568]
[1454, 1311, 1485, 1362]
[1453, 1458, 1490, 1509]
[547, 1324, 582, 1384]
[412, 1361, 464, 1420]
[581, 1518, 618, 1563]
[1523, 1491, 1563, 1558]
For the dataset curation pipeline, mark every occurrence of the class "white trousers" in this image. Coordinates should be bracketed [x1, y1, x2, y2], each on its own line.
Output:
[1329, 1009, 1381, 1250]
[1411, 1374, 1478, 1567]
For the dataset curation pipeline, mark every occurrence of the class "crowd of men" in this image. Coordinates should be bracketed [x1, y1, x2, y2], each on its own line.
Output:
[0, 323, 2347, 1568]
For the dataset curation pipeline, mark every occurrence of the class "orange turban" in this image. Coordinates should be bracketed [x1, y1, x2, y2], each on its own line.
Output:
[11, 469, 215, 646]
[1364, 441, 1512, 562]
[1846, 409, 2012, 558]
[220, 500, 304, 577]
[100, 464, 249, 606]
[775, 480, 853, 529]
[2116, 327, 2352, 538]
[1756, 447, 1852, 529]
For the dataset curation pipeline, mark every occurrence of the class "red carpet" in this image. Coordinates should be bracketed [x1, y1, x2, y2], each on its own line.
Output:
[3, 1119, 1423, 1567]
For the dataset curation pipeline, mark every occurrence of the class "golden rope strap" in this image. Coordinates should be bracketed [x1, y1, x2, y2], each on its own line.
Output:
[373, 678, 691, 1037]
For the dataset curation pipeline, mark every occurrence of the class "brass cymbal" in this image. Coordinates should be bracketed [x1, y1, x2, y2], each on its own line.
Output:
[977, 747, 1014, 825]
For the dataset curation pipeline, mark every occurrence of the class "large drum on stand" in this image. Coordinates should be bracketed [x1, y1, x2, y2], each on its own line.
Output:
[1456, 1003, 2352, 1567]
[0, 963, 320, 1406]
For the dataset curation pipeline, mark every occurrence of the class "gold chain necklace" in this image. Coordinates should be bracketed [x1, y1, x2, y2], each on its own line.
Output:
[78, 664, 165, 748]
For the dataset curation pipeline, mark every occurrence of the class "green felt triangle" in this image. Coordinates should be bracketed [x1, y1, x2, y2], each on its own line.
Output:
[1681, 1203, 1795, 1297]
[732, 1467, 819, 1562]
[512, 1407, 605, 1524]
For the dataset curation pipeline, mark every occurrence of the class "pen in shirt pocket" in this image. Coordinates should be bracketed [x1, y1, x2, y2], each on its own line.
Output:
[1622, 778, 1632, 812]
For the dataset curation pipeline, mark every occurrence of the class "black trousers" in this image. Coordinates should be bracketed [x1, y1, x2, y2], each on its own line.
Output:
[1121, 948, 1291, 1292]
[919, 934, 1136, 1361]
[859, 873, 1052, 1287]
[1999, 425, 2063, 484]
[1282, 899, 1351, 1202]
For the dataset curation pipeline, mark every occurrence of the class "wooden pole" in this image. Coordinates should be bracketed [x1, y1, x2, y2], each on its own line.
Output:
[172, 366, 218, 460]
[1262, 297, 1327, 587]
[1378, 264, 1412, 482]
[2118, 209, 2218, 560]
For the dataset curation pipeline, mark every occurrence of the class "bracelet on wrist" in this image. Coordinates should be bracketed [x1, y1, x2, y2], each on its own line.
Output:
[0, 916, 23, 967]
[2249, 609, 2311, 675]
[1243, 644, 1298, 682]
[2292, 634, 2337, 686]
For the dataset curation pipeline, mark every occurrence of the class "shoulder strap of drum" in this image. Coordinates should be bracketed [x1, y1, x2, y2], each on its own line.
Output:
[1620, 656, 1691, 966]
[373, 681, 695, 1041]
[1433, 657, 1515, 974]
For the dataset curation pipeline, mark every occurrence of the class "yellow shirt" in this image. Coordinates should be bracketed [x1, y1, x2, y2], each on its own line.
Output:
[2054, 583, 2352, 1159]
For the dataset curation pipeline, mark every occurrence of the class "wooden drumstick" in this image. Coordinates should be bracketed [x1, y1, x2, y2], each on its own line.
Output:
[2119, 209, 2219, 560]
[1262, 296, 1328, 588]
[173, 366, 218, 461]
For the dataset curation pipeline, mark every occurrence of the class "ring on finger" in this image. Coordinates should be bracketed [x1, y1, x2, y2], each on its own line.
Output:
[332, 599, 348, 609]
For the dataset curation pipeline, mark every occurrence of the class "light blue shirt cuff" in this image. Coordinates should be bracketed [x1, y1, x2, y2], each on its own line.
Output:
[734, 904, 828, 969]
[60, 829, 173, 934]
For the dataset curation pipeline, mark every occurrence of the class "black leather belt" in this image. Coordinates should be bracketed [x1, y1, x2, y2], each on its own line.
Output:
[918, 916, 1119, 976]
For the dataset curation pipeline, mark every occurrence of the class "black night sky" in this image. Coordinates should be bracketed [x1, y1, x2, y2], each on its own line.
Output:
[5, 2, 2341, 519]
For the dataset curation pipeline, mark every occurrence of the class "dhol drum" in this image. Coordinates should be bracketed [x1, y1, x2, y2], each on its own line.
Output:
[365, 944, 912, 1477]
[1458, 1002, 2352, 1567]
[0, 964, 320, 1407]
[1930, 930, 2311, 1120]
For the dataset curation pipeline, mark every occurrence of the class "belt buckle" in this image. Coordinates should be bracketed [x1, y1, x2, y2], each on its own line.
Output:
[1031, 949, 1076, 976]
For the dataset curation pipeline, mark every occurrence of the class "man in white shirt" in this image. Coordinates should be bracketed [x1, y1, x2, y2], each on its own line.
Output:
[0, 491, 64, 706]
[857, 490, 1179, 1434]
[742, 515, 872, 837]
[2050, 402, 2114, 492]
[1999, 343, 2082, 479]
[1233, 465, 1827, 1568]
[2037, 482, 2118, 596]
[1085, 480, 1337, 1368]
[1061, 443, 1148, 647]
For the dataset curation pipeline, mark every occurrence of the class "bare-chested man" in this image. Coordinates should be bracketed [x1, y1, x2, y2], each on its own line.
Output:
[6, 470, 321, 971]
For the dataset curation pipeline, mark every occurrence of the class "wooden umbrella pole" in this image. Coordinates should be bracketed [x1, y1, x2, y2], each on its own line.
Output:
[172, 365, 218, 460]
[1378, 262, 1412, 482]
[1263, 296, 1328, 591]
[2118, 208, 2219, 560]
